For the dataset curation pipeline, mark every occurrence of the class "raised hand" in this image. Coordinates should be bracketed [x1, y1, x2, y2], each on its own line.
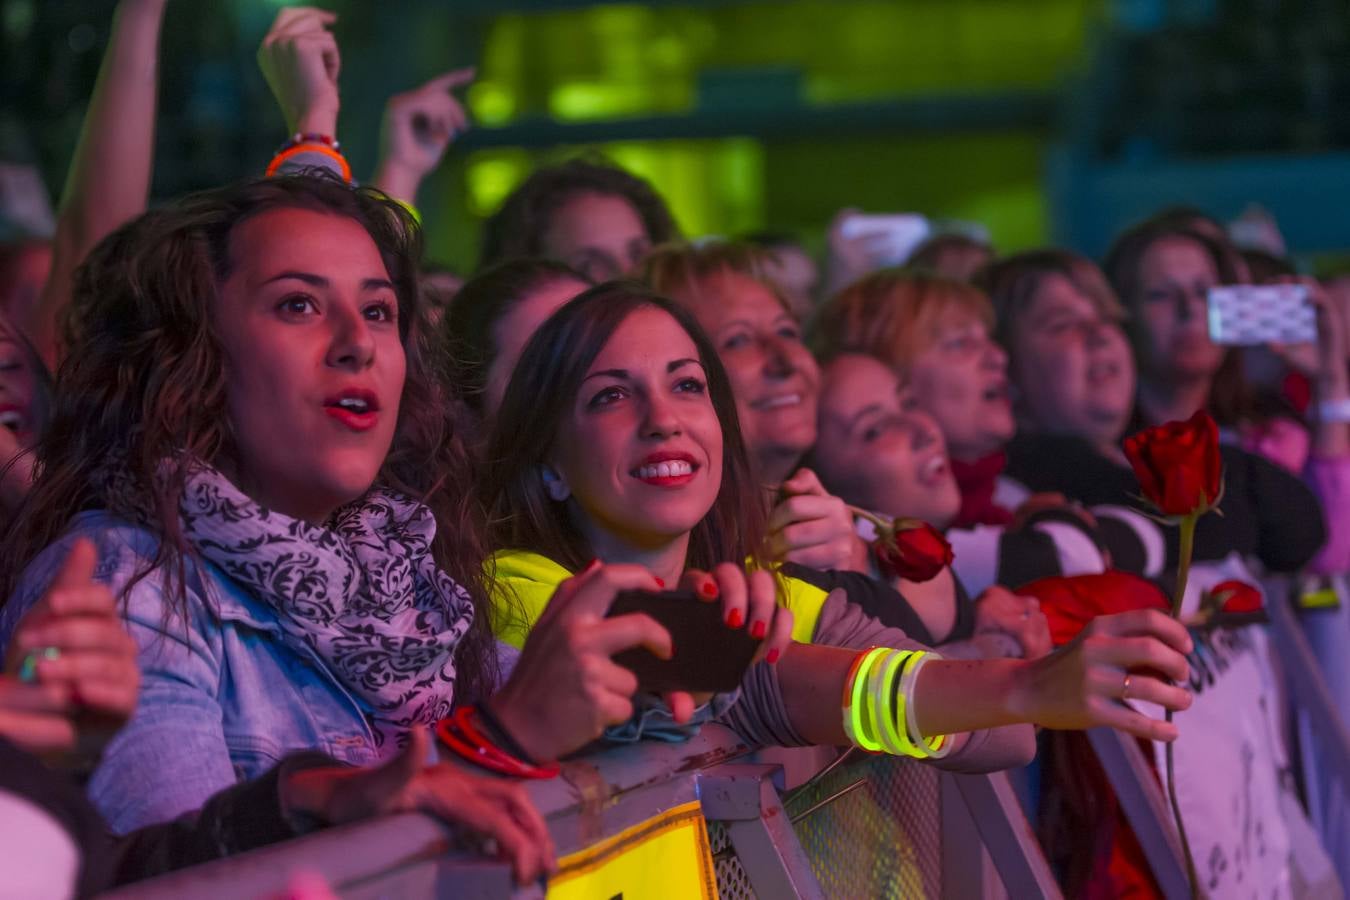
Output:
[372, 69, 475, 206]
[257, 7, 341, 136]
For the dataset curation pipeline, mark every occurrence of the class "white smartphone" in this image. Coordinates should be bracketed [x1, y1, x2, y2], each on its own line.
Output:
[838, 213, 930, 267]
[1207, 284, 1317, 346]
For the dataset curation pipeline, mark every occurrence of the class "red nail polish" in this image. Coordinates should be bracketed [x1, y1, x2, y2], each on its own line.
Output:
[700, 582, 719, 599]
[751, 620, 767, 640]
[583, 558, 601, 574]
[654, 577, 665, 588]
[725, 608, 743, 628]
[767, 648, 780, 664]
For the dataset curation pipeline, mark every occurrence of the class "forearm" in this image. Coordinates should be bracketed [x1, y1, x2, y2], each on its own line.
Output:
[369, 162, 423, 208]
[31, 0, 167, 364]
[778, 644, 1027, 742]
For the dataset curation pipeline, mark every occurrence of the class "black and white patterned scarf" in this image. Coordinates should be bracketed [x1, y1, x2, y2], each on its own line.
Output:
[177, 464, 474, 747]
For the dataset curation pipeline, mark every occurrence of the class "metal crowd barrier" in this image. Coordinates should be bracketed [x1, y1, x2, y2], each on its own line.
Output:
[102, 724, 1061, 899]
[1088, 579, 1350, 900]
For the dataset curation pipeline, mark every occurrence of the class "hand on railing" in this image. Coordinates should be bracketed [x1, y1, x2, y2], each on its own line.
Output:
[280, 727, 557, 885]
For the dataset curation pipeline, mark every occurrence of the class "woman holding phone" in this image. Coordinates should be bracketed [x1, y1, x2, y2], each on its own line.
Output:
[479, 282, 1195, 767]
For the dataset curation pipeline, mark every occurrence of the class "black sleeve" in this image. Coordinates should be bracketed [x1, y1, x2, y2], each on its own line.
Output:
[779, 562, 936, 646]
[995, 529, 1064, 590]
[1093, 515, 1152, 576]
[1238, 449, 1327, 573]
[98, 751, 338, 889]
[947, 577, 976, 642]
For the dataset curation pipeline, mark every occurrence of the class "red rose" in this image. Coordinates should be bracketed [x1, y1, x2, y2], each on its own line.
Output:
[1018, 571, 1170, 646]
[873, 521, 953, 583]
[1206, 580, 1263, 615]
[1122, 410, 1223, 517]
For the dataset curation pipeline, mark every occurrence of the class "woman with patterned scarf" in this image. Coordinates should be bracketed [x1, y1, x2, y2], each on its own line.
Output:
[0, 175, 672, 858]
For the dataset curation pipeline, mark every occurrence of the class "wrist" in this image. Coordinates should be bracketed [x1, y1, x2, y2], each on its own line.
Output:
[278, 768, 334, 831]
[370, 161, 422, 207]
[484, 692, 556, 764]
[294, 105, 339, 140]
[997, 658, 1036, 725]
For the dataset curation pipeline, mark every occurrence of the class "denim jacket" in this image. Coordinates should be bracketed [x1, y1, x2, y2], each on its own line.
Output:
[1, 512, 382, 834]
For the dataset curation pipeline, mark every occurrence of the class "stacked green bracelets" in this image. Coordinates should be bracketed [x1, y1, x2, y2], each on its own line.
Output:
[841, 646, 950, 758]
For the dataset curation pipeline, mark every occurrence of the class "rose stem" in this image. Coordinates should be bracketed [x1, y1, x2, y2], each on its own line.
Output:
[1167, 512, 1199, 899]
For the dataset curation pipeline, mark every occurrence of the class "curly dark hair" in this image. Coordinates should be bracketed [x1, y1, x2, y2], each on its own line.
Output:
[477, 155, 679, 272]
[1, 173, 498, 702]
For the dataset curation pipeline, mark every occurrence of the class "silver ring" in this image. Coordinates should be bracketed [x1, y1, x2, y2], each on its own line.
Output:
[1121, 674, 1132, 700]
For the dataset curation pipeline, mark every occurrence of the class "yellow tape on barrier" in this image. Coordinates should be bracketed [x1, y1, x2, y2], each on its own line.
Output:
[546, 800, 718, 900]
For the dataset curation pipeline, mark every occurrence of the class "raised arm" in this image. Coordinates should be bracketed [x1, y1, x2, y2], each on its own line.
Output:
[370, 69, 474, 208]
[28, 0, 169, 368]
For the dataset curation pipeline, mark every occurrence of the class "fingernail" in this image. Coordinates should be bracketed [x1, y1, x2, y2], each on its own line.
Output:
[751, 620, 767, 640]
[654, 577, 665, 588]
[582, 558, 601, 574]
[725, 608, 743, 628]
[767, 648, 780, 664]
[700, 581, 719, 599]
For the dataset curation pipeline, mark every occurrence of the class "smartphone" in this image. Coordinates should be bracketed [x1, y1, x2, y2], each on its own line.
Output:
[1207, 284, 1317, 346]
[605, 589, 760, 693]
[838, 212, 930, 267]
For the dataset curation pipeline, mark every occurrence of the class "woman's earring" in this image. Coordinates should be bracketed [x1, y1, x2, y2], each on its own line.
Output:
[541, 467, 570, 502]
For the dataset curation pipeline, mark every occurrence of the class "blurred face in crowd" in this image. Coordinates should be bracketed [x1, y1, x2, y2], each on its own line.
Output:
[418, 269, 463, 327]
[213, 208, 405, 523]
[0, 240, 52, 329]
[673, 269, 818, 484]
[815, 354, 960, 528]
[0, 317, 39, 447]
[927, 243, 993, 283]
[904, 308, 1013, 462]
[541, 191, 650, 283]
[1007, 273, 1136, 446]
[484, 275, 590, 417]
[1132, 235, 1225, 384]
[549, 306, 723, 552]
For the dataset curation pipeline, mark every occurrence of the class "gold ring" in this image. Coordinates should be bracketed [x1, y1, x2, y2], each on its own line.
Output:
[1121, 674, 1132, 700]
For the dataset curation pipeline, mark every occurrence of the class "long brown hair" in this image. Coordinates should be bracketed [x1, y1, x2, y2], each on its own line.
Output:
[479, 282, 767, 574]
[2, 174, 497, 701]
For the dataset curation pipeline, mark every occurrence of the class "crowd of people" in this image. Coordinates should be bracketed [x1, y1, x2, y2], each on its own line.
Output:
[2, 3, 1348, 897]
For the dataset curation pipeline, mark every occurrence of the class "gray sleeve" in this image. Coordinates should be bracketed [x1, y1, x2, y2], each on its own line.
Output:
[716, 590, 1036, 772]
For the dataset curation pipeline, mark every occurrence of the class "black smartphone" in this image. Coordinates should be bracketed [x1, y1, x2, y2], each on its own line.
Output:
[605, 589, 761, 693]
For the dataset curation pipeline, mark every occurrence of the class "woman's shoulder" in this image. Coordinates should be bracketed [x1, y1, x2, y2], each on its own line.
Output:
[487, 549, 572, 649]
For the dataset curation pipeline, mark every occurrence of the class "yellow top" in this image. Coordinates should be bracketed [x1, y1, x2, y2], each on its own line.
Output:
[488, 549, 831, 649]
